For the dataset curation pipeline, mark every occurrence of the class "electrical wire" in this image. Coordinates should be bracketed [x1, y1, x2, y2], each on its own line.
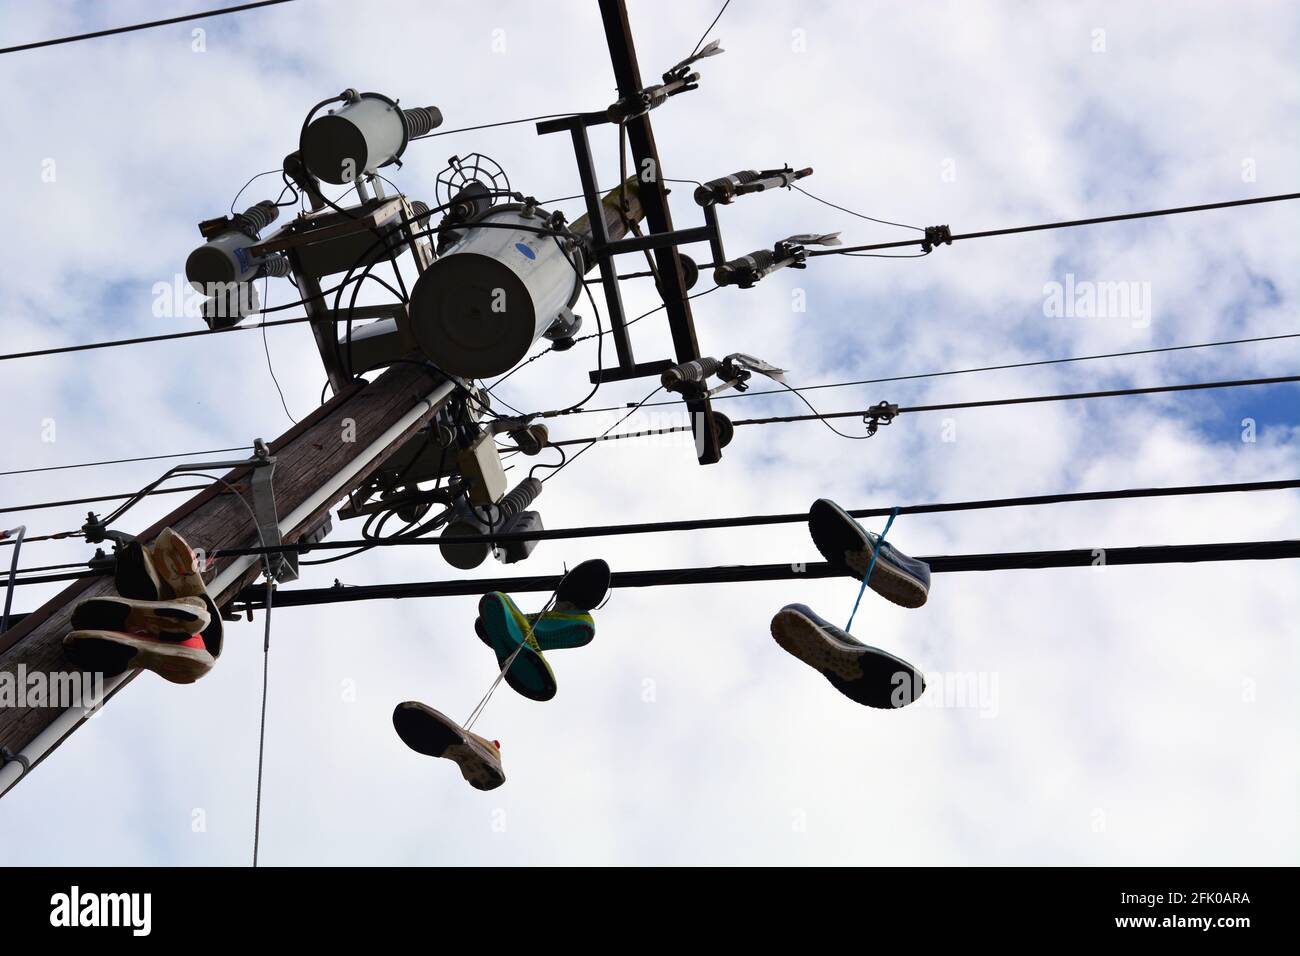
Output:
[7, 329, 1291, 521]
[790, 183, 924, 233]
[252, 578, 273, 868]
[0, 483, 209, 517]
[14, 191, 1290, 365]
[0, 197, 552, 364]
[0, 446, 250, 478]
[260, 274, 298, 424]
[549, 330, 1300, 417]
[543, 385, 664, 482]
[412, 113, 581, 141]
[689, 0, 731, 59]
[548, 374, 1300, 446]
[813, 192, 1300, 258]
[0, 0, 296, 55]
[9, 477, 1298, 583]
[232, 538, 1300, 609]
[5, 331, 1292, 523]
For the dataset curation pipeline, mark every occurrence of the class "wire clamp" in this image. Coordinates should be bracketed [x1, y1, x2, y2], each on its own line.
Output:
[921, 224, 952, 253]
[863, 401, 900, 436]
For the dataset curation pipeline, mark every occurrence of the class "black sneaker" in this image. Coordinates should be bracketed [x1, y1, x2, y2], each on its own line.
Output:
[556, 558, 611, 611]
[808, 499, 930, 608]
[771, 603, 925, 708]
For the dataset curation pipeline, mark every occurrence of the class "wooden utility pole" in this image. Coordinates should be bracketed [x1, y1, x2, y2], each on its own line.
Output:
[0, 361, 455, 797]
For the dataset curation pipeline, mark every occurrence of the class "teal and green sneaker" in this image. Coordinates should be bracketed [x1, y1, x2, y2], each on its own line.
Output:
[771, 603, 925, 709]
[478, 592, 559, 701]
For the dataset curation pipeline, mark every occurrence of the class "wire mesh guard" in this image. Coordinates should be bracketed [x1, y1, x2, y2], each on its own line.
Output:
[435, 153, 511, 210]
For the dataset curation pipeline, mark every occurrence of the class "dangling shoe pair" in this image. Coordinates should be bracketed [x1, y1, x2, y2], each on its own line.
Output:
[393, 559, 611, 790]
[772, 500, 930, 709]
[63, 528, 223, 684]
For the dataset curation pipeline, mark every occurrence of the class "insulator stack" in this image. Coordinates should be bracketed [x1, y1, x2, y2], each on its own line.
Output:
[401, 106, 443, 138]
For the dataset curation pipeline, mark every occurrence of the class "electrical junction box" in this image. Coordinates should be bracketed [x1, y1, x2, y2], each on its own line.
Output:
[494, 510, 543, 564]
[457, 431, 508, 506]
[339, 304, 419, 374]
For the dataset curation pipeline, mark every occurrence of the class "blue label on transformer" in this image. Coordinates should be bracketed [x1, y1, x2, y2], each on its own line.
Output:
[515, 242, 537, 260]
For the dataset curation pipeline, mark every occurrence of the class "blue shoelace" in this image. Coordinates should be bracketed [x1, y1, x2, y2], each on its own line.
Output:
[845, 506, 901, 631]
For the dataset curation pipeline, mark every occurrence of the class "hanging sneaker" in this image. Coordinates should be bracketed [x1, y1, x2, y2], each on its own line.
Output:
[114, 539, 165, 601]
[475, 608, 594, 652]
[555, 558, 611, 611]
[148, 527, 208, 598]
[770, 603, 925, 709]
[71, 594, 210, 635]
[148, 527, 225, 660]
[392, 702, 505, 791]
[808, 499, 930, 608]
[477, 592, 558, 702]
[63, 630, 215, 684]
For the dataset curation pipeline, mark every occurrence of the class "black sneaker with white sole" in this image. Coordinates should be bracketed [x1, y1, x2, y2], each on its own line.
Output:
[771, 603, 925, 708]
[808, 499, 930, 608]
[392, 702, 506, 791]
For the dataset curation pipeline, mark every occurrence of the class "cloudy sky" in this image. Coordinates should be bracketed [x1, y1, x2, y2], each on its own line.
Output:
[1, 0, 1296, 865]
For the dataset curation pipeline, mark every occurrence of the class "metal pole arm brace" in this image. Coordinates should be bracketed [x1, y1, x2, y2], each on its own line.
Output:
[81, 439, 297, 583]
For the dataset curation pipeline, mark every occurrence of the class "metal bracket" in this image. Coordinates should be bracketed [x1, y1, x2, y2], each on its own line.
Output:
[248, 439, 296, 583]
[81, 439, 298, 584]
[863, 401, 900, 437]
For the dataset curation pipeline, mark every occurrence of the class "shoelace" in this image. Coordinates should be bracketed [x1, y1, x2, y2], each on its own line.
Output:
[845, 507, 901, 632]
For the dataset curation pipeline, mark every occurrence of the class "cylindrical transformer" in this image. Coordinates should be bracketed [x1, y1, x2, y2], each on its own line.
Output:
[302, 92, 442, 185]
[408, 206, 582, 378]
[186, 200, 281, 291]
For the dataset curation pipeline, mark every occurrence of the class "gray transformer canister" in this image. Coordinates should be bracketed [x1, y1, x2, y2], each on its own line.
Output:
[407, 206, 582, 378]
[302, 92, 441, 185]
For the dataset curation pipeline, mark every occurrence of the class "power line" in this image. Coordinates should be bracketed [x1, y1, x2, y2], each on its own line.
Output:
[7, 193, 1297, 365]
[5, 373, 1294, 526]
[9, 477, 1296, 580]
[0, 446, 249, 478]
[202, 476, 1300, 556]
[411, 113, 580, 141]
[0, 484, 210, 518]
[4, 370, 1293, 527]
[0, 0, 296, 55]
[231, 539, 1300, 609]
[790, 183, 924, 233]
[12, 326, 1276, 487]
[689, 0, 731, 59]
[549, 374, 1300, 446]
[558, 331, 1300, 417]
[811, 192, 1300, 258]
[0, 219, 567, 364]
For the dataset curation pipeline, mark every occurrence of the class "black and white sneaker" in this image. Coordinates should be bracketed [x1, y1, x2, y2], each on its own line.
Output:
[771, 604, 925, 709]
[393, 702, 506, 791]
[808, 499, 930, 608]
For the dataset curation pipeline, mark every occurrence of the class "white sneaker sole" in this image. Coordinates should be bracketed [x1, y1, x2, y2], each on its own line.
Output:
[64, 631, 214, 684]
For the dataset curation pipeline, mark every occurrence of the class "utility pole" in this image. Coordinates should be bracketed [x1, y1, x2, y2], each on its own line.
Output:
[0, 361, 455, 796]
[599, 0, 722, 464]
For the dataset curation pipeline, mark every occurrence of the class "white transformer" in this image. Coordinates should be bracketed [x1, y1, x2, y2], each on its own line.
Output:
[408, 206, 582, 378]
